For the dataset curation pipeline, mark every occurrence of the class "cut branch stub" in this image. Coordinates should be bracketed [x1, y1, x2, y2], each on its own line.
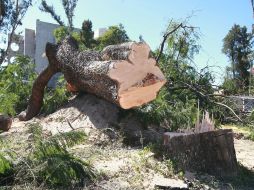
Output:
[19, 37, 166, 121]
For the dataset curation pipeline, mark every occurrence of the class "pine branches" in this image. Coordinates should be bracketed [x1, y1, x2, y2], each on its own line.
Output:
[0, 123, 96, 188]
[39, 0, 65, 26]
[62, 0, 78, 31]
[39, 0, 78, 33]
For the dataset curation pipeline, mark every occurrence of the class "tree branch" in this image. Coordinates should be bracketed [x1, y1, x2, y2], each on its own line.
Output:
[40, 0, 65, 26]
[156, 22, 183, 62]
[174, 81, 242, 122]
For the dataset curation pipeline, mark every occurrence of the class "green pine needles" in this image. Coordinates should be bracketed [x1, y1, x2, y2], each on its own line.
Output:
[0, 123, 97, 188]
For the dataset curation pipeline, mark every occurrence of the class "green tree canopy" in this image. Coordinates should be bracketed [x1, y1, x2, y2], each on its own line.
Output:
[97, 24, 129, 49]
[0, 56, 37, 115]
[80, 19, 96, 49]
[54, 26, 81, 43]
[222, 24, 253, 91]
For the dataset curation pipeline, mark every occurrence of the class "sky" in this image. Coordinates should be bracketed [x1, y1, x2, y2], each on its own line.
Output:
[19, 0, 254, 84]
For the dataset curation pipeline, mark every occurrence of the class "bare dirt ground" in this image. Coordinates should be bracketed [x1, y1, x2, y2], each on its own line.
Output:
[234, 139, 254, 171]
[2, 94, 254, 189]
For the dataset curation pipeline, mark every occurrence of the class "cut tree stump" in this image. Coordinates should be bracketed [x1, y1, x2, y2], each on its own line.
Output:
[19, 37, 166, 121]
[0, 114, 12, 131]
[163, 129, 238, 178]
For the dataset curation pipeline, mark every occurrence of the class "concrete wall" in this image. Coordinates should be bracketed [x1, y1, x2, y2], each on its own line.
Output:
[24, 28, 35, 58]
[94, 28, 107, 39]
[35, 19, 59, 73]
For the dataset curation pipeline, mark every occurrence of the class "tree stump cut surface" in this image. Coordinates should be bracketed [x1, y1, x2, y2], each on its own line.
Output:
[163, 129, 238, 178]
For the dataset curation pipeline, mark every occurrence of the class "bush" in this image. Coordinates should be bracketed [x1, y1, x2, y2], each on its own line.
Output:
[42, 76, 71, 115]
[0, 56, 37, 116]
[134, 88, 198, 131]
[0, 56, 71, 117]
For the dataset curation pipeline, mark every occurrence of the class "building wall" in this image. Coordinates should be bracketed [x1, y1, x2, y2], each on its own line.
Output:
[94, 28, 107, 39]
[24, 28, 35, 59]
[35, 19, 59, 73]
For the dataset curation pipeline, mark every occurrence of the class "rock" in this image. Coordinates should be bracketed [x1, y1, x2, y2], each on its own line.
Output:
[153, 174, 188, 189]
[0, 114, 12, 131]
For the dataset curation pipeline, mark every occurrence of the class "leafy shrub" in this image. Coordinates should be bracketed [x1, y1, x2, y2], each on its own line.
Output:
[54, 26, 81, 43]
[96, 24, 129, 50]
[134, 88, 198, 131]
[0, 56, 71, 117]
[42, 76, 71, 115]
[0, 56, 37, 116]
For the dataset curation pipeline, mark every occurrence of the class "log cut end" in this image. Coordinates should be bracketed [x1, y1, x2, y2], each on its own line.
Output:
[103, 42, 166, 109]
[119, 77, 166, 109]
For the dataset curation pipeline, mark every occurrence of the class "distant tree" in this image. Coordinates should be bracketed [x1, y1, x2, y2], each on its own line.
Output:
[40, 0, 78, 33]
[97, 24, 129, 49]
[54, 26, 69, 42]
[0, 0, 33, 66]
[54, 26, 81, 43]
[222, 24, 253, 90]
[80, 19, 96, 49]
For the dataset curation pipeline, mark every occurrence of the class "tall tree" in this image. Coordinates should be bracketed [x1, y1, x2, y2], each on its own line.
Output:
[80, 19, 95, 49]
[39, 0, 78, 33]
[0, 0, 33, 66]
[222, 24, 253, 90]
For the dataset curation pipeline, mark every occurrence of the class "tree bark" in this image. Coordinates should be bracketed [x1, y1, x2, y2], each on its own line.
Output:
[19, 37, 166, 121]
[0, 114, 12, 131]
[163, 129, 238, 178]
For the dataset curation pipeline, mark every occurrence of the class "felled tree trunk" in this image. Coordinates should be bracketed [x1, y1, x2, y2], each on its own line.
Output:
[19, 37, 166, 121]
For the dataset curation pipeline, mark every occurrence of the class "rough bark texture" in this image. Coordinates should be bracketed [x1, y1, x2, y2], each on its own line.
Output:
[19, 36, 166, 121]
[0, 115, 12, 131]
[19, 43, 60, 121]
[163, 129, 238, 178]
